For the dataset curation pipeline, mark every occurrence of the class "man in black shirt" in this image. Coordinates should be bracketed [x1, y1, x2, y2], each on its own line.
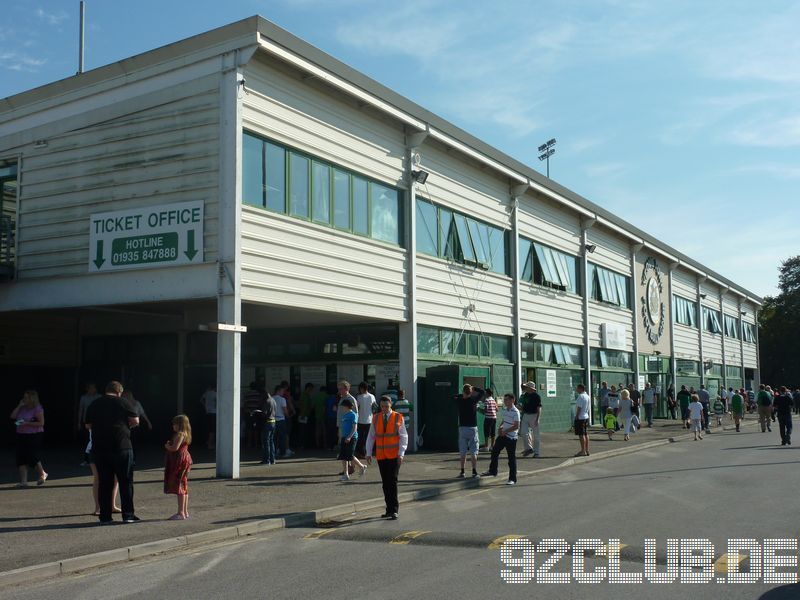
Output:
[85, 381, 140, 524]
[454, 384, 485, 478]
[774, 386, 793, 446]
[519, 382, 542, 457]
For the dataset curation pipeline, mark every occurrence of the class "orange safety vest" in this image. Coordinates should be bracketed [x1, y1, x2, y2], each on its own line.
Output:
[374, 410, 403, 460]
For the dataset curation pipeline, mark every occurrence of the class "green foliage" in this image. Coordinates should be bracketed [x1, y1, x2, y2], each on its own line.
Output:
[759, 256, 800, 385]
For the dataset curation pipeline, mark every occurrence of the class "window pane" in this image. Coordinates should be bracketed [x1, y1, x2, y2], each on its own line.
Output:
[467, 219, 488, 265]
[439, 208, 454, 258]
[454, 214, 475, 262]
[588, 264, 599, 300]
[565, 254, 578, 293]
[441, 329, 456, 355]
[553, 250, 572, 289]
[370, 184, 399, 244]
[289, 153, 309, 217]
[478, 335, 490, 357]
[534, 244, 558, 285]
[265, 142, 285, 212]
[519, 238, 532, 280]
[417, 326, 440, 354]
[242, 133, 264, 207]
[455, 332, 467, 355]
[353, 177, 368, 235]
[416, 199, 438, 256]
[312, 162, 331, 224]
[491, 335, 510, 359]
[614, 273, 628, 308]
[333, 169, 350, 229]
[488, 227, 506, 275]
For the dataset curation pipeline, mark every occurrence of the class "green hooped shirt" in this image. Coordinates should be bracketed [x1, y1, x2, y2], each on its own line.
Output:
[731, 394, 743, 412]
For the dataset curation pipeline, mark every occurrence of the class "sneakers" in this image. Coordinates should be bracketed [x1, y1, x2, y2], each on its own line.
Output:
[359, 465, 367, 479]
[37, 472, 48, 486]
[480, 471, 496, 477]
[506, 480, 516, 486]
[457, 471, 465, 479]
[471, 471, 479, 479]
[284, 449, 295, 457]
[389, 513, 398, 520]
[340, 474, 350, 482]
[98, 520, 114, 526]
[122, 515, 141, 524]
[522, 449, 533, 457]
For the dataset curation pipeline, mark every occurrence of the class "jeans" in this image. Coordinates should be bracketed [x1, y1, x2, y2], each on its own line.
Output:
[701, 404, 710, 430]
[94, 449, 134, 522]
[377, 458, 401, 514]
[644, 403, 654, 426]
[778, 415, 792, 444]
[275, 420, 288, 455]
[262, 422, 276, 463]
[519, 413, 540, 455]
[356, 423, 371, 457]
[488, 436, 517, 482]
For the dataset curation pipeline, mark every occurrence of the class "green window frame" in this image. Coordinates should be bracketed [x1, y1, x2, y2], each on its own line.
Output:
[532, 341, 583, 366]
[414, 198, 509, 275]
[416, 326, 511, 361]
[519, 237, 579, 294]
[242, 131, 403, 246]
[673, 295, 698, 328]
[723, 314, 740, 339]
[702, 306, 723, 334]
[588, 263, 630, 308]
[592, 348, 632, 370]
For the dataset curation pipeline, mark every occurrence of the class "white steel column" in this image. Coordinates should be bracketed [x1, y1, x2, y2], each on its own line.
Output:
[720, 288, 728, 390]
[215, 50, 246, 478]
[400, 129, 427, 452]
[631, 244, 643, 390]
[739, 299, 746, 389]
[696, 275, 706, 386]
[754, 308, 761, 388]
[581, 218, 595, 415]
[669, 263, 679, 397]
[511, 183, 530, 395]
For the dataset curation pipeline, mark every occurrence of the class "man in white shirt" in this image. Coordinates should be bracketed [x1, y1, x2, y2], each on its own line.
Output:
[574, 384, 591, 457]
[481, 393, 520, 485]
[642, 382, 657, 428]
[355, 382, 377, 458]
[273, 383, 294, 458]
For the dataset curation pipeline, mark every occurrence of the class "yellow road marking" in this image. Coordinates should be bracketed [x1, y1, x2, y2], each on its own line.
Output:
[715, 553, 746, 574]
[304, 528, 338, 540]
[389, 530, 431, 545]
[488, 535, 526, 550]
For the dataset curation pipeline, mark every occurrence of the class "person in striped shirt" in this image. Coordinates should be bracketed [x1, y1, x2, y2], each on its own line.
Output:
[480, 390, 498, 451]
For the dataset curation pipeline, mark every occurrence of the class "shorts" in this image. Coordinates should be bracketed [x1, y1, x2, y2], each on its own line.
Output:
[483, 418, 497, 440]
[337, 437, 356, 461]
[458, 426, 479, 456]
[732, 411, 743, 419]
[574, 418, 589, 436]
[691, 418, 702, 432]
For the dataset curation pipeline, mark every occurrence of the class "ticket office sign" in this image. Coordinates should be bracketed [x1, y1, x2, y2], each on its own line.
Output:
[89, 201, 203, 272]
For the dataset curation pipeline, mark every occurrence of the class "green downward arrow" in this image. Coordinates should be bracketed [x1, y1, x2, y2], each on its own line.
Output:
[184, 230, 198, 260]
[93, 240, 105, 269]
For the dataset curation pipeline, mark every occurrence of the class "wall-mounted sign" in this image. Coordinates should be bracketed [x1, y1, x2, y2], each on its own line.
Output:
[601, 322, 628, 350]
[641, 257, 666, 344]
[89, 200, 203, 272]
[546, 369, 557, 398]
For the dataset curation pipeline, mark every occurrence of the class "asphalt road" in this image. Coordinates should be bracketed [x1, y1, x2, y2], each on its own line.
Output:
[6, 426, 800, 600]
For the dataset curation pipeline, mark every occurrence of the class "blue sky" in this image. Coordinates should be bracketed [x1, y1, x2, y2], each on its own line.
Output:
[1, 0, 797, 298]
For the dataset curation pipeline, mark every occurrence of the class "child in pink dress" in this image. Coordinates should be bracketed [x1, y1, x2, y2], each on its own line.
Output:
[164, 414, 193, 520]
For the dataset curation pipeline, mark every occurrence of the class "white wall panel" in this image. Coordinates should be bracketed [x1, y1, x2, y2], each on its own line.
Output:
[416, 254, 513, 335]
[672, 269, 697, 299]
[517, 195, 582, 256]
[241, 206, 407, 321]
[588, 302, 634, 351]
[674, 324, 700, 360]
[417, 142, 511, 229]
[702, 332, 723, 362]
[588, 226, 631, 275]
[15, 82, 220, 279]
[519, 287, 583, 346]
[242, 62, 405, 188]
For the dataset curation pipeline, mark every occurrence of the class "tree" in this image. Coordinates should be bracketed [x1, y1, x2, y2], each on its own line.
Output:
[759, 256, 800, 386]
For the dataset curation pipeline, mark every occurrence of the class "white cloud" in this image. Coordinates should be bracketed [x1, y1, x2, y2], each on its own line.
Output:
[0, 51, 46, 72]
[36, 8, 69, 27]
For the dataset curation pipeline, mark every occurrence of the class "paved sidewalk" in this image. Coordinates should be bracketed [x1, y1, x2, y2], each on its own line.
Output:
[0, 417, 760, 573]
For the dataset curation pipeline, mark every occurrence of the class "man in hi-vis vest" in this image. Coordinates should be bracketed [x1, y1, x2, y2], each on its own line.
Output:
[366, 395, 408, 520]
